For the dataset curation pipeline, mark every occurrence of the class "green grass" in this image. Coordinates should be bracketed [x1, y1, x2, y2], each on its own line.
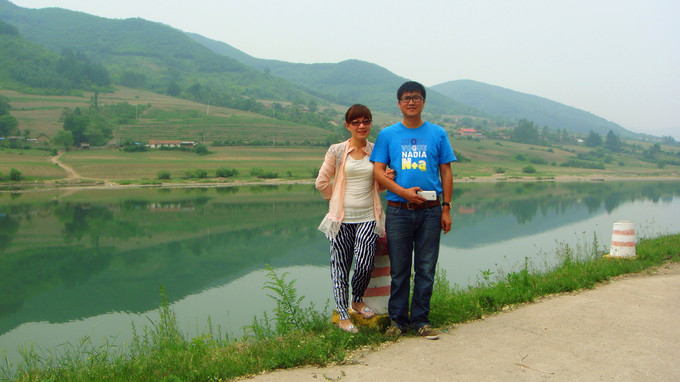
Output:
[2, 87, 337, 146]
[2, 138, 678, 187]
[54, 146, 327, 183]
[0, 147, 63, 180]
[449, 139, 679, 180]
[3, 233, 679, 381]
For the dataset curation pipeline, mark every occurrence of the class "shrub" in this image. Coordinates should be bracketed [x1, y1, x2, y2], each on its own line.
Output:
[123, 144, 148, 152]
[258, 171, 278, 179]
[251, 168, 278, 179]
[494, 167, 506, 174]
[193, 143, 210, 155]
[183, 169, 208, 179]
[529, 157, 548, 165]
[157, 171, 171, 180]
[215, 167, 238, 178]
[521, 165, 536, 174]
[9, 168, 22, 181]
[515, 154, 527, 161]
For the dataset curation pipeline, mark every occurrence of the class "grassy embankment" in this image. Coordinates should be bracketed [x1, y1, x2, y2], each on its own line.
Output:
[3, 233, 679, 381]
[2, 138, 679, 188]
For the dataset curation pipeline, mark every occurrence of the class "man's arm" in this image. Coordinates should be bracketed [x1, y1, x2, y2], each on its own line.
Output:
[373, 162, 426, 204]
[439, 162, 453, 233]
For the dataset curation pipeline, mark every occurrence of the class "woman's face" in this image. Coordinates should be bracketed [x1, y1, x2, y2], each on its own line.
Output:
[345, 117, 372, 140]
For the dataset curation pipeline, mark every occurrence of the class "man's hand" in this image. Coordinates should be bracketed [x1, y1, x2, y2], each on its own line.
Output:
[441, 210, 452, 234]
[401, 187, 426, 204]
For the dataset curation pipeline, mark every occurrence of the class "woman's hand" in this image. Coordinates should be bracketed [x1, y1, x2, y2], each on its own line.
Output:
[384, 168, 395, 180]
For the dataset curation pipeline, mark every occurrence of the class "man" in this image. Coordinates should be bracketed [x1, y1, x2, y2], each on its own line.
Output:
[370, 81, 456, 340]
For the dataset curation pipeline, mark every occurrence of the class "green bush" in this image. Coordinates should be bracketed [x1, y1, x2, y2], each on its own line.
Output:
[183, 169, 209, 179]
[521, 165, 536, 174]
[251, 168, 278, 179]
[215, 167, 238, 178]
[9, 168, 22, 181]
[529, 157, 548, 165]
[193, 143, 210, 155]
[157, 171, 171, 180]
[123, 144, 148, 152]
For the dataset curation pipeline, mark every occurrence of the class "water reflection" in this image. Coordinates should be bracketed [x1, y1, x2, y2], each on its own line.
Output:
[442, 181, 680, 248]
[0, 185, 327, 328]
[0, 181, 679, 366]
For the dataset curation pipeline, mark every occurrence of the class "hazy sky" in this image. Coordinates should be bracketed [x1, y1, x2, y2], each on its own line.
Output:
[9, 0, 680, 138]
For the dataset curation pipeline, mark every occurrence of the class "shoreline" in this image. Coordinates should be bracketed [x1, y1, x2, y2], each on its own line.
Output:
[1, 174, 679, 194]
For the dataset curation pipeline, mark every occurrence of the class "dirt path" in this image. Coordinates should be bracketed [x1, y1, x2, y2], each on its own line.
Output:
[50, 151, 81, 180]
[245, 262, 680, 381]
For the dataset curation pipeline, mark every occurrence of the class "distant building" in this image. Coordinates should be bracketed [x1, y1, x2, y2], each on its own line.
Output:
[456, 128, 486, 140]
[148, 140, 182, 148]
[147, 140, 196, 148]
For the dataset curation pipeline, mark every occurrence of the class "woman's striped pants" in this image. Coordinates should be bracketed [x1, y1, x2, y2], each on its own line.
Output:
[329, 220, 378, 320]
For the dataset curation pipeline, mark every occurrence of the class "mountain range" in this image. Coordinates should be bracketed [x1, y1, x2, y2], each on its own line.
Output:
[0, 0, 634, 137]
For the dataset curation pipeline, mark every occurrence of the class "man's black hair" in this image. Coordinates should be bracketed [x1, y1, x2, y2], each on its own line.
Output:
[397, 81, 426, 100]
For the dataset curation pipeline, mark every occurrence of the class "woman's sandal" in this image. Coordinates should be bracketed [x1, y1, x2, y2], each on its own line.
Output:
[338, 320, 358, 333]
[351, 304, 375, 319]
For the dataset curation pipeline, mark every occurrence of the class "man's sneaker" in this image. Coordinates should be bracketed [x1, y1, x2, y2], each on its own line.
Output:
[417, 325, 439, 340]
[385, 322, 406, 338]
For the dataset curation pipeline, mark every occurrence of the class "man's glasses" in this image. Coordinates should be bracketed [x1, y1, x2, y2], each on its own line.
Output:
[399, 95, 425, 104]
[350, 120, 372, 127]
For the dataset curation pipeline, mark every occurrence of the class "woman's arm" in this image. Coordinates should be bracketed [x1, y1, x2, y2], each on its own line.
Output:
[315, 148, 336, 201]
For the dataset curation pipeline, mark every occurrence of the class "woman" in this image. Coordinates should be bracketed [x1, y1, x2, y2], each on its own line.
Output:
[316, 104, 388, 333]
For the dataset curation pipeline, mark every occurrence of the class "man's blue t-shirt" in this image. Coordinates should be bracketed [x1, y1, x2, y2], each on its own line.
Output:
[370, 121, 456, 203]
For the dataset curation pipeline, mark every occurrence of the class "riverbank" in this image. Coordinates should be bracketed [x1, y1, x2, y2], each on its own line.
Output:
[6, 234, 679, 381]
[3, 174, 680, 194]
[246, 261, 680, 381]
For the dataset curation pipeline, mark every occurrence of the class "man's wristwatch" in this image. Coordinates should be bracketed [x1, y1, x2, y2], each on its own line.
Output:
[441, 202, 452, 207]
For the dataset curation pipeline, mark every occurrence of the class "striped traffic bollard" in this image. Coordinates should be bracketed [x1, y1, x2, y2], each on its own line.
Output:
[362, 236, 391, 315]
[606, 220, 637, 259]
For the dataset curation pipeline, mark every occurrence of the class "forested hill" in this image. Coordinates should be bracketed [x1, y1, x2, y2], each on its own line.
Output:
[433, 80, 629, 137]
[0, 0, 319, 106]
[0, 18, 110, 93]
[186, 32, 480, 117]
[1, 0, 636, 137]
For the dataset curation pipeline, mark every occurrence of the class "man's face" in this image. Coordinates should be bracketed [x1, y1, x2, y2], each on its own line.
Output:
[398, 91, 425, 118]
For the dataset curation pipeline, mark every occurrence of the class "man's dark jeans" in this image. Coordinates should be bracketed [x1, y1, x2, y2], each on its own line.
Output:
[385, 204, 442, 330]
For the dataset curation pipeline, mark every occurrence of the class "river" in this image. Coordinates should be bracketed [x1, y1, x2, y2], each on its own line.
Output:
[1, 180, 679, 370]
